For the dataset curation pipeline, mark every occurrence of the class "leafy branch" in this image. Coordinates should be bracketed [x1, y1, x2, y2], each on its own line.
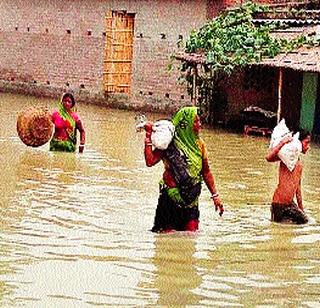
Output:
[179, 1, 320, 124]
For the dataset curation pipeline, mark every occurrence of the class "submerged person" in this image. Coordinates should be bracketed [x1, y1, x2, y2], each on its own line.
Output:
[144, 106, 223, 233]
[50, 93, 86, 153]
[266, 129, 311, 224]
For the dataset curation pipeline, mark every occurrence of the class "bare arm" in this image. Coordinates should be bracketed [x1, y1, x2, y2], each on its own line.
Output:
[76, 119, 86, 153]
[144, 144, 162, 167]
[144, 121, 162, 167]
[265, 135, 292, 162]
[296, 179, 303, 211]
[202, 158, 218, 196]
[202, 158, 223, 214]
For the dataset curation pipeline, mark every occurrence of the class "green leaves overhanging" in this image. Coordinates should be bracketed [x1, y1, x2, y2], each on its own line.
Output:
[184, 1, 318, 74]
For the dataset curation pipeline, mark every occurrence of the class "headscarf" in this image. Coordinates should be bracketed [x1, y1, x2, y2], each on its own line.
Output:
[171, 106, 202, 178]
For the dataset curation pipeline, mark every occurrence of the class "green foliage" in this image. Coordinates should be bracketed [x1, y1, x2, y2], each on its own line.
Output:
[180, 1, 320, 125]
[183, 1, 318, 74]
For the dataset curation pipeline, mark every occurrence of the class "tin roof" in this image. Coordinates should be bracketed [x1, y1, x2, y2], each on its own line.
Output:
[175, 24, 320, 72]
[259, 46, 320, 72]
[253, 18, 320, 26]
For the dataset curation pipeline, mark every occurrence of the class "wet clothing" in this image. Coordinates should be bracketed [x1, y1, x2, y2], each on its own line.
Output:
[270, 159, 308, 224]
[152, 107, 206, 232]
[50, 102, 80, 152]
[162, 139, 207, 207]
[271, 202, 308, 224]
[152, 183, 200, 232]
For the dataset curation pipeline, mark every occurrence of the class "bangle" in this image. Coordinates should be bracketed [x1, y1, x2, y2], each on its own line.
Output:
[145, 142, 153, 146]
[79, 144, 85, 147]
[211, 192, 219, 199]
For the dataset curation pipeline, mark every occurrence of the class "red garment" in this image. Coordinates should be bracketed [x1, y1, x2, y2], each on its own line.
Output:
[185, 219, 199, 231]
[51, 110, 80, 141]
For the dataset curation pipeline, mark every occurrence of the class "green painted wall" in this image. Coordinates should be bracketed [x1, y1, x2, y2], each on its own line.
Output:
[300, 72, 318, 131]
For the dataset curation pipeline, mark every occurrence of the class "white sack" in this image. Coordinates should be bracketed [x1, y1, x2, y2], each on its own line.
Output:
[270, 119, 302, 172]
[151, 120, 175, 150]
[277, 132, 302, 172]
[269, 118, 290, 149]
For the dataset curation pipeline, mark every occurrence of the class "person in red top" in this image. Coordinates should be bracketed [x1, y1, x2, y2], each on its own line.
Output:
[144, 106, 223, 233]
[266, 129, 311, 224]
[50, 93, 85, 153]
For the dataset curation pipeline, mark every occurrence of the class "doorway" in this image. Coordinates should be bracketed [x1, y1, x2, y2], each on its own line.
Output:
[104, 10, 135, 94]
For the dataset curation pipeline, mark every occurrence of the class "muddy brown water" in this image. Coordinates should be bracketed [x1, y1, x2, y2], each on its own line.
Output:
[0, 93, 319, 307]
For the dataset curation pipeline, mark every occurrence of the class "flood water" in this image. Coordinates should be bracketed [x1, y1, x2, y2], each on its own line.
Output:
[0, 92, 319, 307]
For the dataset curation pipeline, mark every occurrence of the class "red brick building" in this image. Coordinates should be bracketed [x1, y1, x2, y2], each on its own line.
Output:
[0, 0, 312, 112]
[0, 0, 211, 112]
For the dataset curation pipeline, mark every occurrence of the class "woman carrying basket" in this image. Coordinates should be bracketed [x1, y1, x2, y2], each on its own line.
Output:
[50, 93, 86, 153]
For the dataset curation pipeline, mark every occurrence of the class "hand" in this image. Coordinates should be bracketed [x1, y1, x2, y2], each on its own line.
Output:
[280, 135, 293, 146]
[213, 196, 224, 216]
[79, 145, 84, 153]
[144, 121, 153, 135]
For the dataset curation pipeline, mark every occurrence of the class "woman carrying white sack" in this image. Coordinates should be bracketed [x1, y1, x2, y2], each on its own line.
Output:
[136, 117, 175, 150]
[266, 120, 311, 224]
[142, 107, 223, 232]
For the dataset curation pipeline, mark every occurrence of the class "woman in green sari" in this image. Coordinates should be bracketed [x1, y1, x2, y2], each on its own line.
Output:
[50, 93, 86, 153]
[144, 106, 223, 232]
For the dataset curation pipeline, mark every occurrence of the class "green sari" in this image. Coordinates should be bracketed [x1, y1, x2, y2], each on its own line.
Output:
[165, 106, 203, 207]
[152, 106, 204, 232]
[50, 102, 77, 152]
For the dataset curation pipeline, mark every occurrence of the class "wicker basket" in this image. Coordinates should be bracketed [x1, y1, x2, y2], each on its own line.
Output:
[17, 107, 53, 147]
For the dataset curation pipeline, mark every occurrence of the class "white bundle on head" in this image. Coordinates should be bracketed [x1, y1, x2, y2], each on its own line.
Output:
[270, 119, 302, 172]
[151, 120, 175, 150]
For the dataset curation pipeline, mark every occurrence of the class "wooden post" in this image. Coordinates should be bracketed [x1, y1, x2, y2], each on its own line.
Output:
[191, 65, 197, 106]
[277, 67, 283, 124]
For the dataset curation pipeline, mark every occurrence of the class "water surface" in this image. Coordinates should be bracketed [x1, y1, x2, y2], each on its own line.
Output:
[0, 93, 319, 307]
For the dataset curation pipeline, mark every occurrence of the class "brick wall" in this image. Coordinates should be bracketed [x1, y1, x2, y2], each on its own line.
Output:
[207, 0, 226, 19]
[130, 0, 208, 112]
[0, 0, 208, 112]
[0, 31, 104, 90]
[207, 0, 298, 19]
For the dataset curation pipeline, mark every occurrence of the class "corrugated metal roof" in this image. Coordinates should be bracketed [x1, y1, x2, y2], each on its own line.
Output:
[175, 25, 320, 72]
[253, 18, 320, 26]
[270, 25, 318, 40]
[258, 46, 320, 72]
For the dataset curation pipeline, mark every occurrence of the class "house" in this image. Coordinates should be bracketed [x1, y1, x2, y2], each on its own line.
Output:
[176, 1, 320, 136]
[0, 0, 315, 113]
[0, 0, 220, 113]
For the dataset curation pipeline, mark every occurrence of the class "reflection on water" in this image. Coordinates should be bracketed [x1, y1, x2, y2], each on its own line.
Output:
[150, 234, 202, 306]
[0, 93, 319, 306]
